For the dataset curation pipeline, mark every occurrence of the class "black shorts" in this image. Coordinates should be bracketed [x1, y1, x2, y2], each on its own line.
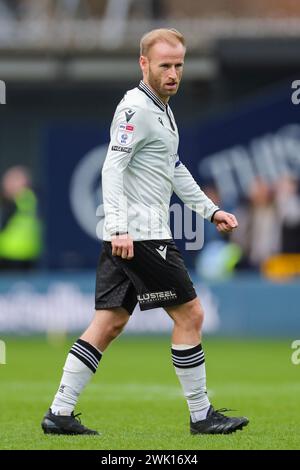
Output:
[95, 239, 197, 315]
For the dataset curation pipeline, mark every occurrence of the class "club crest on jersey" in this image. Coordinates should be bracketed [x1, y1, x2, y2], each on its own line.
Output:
[117, 122, 135, 145]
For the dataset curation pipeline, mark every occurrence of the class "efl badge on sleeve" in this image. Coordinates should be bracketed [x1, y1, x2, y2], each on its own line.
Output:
[117, 123, 135, 145]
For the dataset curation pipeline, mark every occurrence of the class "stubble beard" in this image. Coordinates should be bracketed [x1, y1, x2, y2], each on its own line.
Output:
[148, 69, 178, 101]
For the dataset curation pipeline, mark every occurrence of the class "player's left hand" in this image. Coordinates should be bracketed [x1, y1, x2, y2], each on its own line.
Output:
[213, 210, 238, 233]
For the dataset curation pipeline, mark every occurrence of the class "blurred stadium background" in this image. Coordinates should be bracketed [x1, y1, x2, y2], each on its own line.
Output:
[0, 0, 300, 450]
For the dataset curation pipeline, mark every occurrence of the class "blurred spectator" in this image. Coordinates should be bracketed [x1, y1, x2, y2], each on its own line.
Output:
[195, 176, 300, 277]
[0, 166, 42, 270]
[231, 178, 280, 269]
[275, 176, 300, 254]
[230, 176, 300, 271]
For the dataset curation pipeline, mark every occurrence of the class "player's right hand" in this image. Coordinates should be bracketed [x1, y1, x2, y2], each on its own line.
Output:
[111, 233, 134, 260]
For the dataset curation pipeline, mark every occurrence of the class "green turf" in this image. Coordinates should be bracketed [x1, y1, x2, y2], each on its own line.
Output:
[0, 335, 299, 450]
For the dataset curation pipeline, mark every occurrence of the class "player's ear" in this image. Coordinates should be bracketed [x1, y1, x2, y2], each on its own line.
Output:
[139, 55, 148, 73]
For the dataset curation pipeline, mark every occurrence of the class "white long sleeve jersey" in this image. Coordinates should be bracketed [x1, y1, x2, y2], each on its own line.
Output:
[102, 81, 219, 241]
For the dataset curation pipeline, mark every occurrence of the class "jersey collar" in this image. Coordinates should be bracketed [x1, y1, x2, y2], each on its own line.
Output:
[138, 81, 166, 112]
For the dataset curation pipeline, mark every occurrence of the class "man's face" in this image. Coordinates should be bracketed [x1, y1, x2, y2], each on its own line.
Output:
[140, 41, 185, 103]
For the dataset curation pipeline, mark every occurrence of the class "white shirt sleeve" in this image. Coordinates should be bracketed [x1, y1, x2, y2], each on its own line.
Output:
[102, 105, 147, 235]
[172, 159, 219, 221]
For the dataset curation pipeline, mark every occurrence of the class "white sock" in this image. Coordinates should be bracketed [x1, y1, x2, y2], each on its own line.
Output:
[51, 338, 102, 416]
[172, 343, 210, 423]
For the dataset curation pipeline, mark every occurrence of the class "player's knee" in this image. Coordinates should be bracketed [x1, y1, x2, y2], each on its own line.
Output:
[179, 299, 204, 332]
[190, 303, 204, 332]
[106, 317, 128, 340]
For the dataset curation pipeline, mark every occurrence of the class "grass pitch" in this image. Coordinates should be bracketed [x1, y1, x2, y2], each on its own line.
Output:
[0, 335, 299, 450]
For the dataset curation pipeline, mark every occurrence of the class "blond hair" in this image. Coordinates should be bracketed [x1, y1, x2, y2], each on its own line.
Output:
[140, 28, 186, 57]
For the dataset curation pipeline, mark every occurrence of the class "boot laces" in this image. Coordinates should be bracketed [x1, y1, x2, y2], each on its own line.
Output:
[214, 408, 235, 418]
[72, 412, 82, 424]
